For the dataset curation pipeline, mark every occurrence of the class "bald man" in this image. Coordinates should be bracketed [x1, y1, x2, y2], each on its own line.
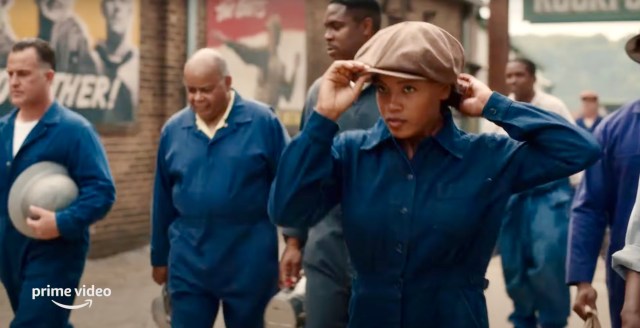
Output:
[150, 48, 290, 328]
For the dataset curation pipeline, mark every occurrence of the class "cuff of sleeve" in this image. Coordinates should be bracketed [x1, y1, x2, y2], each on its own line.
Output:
[481, 92, 512, 122]
[55, 211, 83, 240]
[566, 270, 595, 285]
[151, 247, 169, 267]
[612, 246, 640, 279]
[303, 111, 340, 143]
[282, 227, 308, 243]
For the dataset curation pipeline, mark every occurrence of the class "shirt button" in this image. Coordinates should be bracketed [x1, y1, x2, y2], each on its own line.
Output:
[491, 108, 497, 115]
[395, 243, 403, 254]
[407, 174, 414, 181]
[5, 161, 10, 168]
[396, 279, 403, 289]
[400, 207, 408, 214]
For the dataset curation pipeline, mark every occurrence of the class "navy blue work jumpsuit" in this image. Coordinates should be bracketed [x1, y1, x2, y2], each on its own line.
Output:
[151, 93, 289, 328]
[0, 102, 116, 327]
[269, 92, 601, 328]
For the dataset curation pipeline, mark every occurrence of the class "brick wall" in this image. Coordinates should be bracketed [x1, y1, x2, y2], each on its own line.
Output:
[89, 0, 188, 258]
[198, 0, 208, 48]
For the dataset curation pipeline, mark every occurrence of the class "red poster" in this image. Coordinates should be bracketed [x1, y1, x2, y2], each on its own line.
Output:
[207, 0, 306, 112]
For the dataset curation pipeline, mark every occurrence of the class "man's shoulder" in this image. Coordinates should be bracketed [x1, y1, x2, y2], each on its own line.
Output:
[56, 104, 93, 128]
[535, 91, 567, 110]
[162, 107, 192, 130]
[303, 77, 323, 99]
[235, 93, 279, 121]
[597, 99, 640, 135]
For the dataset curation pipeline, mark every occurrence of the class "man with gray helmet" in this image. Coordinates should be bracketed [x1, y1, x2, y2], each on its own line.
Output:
[0, 38, 115, 327]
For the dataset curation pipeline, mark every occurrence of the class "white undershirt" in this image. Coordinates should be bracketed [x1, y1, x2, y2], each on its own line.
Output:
[13, 120, 39, 157]
[583, 117, 595, 128]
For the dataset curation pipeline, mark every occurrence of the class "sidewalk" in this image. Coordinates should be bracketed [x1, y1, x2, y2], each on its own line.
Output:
[0, 246, 611, 328]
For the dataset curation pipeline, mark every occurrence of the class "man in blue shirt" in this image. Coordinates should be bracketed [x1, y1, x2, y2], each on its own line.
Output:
[567, 31, 640, 328]
[150, 48, 289, 328]
[576, 90, 603, 134]
[0, 38, 115, 327]
[498, 58, 577, 328]
[278, 1, 381, 327]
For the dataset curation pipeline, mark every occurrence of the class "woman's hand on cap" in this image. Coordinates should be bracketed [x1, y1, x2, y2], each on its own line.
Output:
[457, 73, 492, 117]
[316, 60, 371, 122]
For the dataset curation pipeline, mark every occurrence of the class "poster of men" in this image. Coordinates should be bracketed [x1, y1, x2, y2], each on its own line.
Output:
[207, 0, 306, 113]
[0, 0, 140, 125]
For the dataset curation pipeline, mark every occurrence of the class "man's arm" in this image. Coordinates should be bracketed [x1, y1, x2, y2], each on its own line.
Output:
[55, 125, 116, 240]
[566, 123, 612, 320]
[545, 95, 584, 186]
[278, 79, 322, 287]
[150, 131, 178, 268]
[622, 271, 640, 328]
[567, 124, 612, 284]
[282, 78, 322, 242]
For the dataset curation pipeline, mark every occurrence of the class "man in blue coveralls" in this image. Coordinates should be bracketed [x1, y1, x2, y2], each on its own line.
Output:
[0, 38, 116, 327]
[150, 48, 289, 328]
[278, 1, 381, 327]
[568, 31, 640, 328]
[497, 58, 578, 328]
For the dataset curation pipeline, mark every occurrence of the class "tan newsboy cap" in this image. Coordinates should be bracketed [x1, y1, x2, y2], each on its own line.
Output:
[355, 21, 465, 85]
[626, 32, 640, 64]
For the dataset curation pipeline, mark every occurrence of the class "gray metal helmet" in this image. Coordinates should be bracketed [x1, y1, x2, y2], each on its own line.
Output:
[8, 161, 78, 238]
[151, 285, 171, 328]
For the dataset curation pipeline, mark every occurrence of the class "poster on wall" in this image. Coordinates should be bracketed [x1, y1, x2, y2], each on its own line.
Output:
[207, 0, 306, 113]
[0, 0, 140, 125]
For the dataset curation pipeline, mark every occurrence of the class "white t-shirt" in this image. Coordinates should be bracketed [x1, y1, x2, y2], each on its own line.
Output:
[13, 119, 39, 157]
[612, 175, 640, 278]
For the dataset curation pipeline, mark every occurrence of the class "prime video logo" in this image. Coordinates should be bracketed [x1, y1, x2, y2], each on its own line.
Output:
[32, 285, 112, 309]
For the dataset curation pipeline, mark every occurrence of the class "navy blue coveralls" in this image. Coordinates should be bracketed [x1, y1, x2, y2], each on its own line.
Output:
[0, 102, 116, 327]
[269, 92, 600, 328]
[151, 93, 289, 328]
[498, 179, 573, 328]
[568, 99, 640, 328]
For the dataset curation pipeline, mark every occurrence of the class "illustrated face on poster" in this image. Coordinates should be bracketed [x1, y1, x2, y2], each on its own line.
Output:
[102, 0, 134, 36]
[37, 0, 75, 22]
[0, 0, 140, 125]
[207, 0, 306, 112]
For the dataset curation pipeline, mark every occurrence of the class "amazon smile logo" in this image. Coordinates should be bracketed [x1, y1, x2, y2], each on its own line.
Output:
[32, 285, 112, 309]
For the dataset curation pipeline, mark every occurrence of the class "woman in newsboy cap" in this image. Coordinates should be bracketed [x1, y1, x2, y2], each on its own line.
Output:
[269, 21, 600, 328]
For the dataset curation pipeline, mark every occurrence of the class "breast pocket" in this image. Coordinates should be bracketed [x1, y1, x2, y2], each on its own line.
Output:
[427, 179, 495, 237]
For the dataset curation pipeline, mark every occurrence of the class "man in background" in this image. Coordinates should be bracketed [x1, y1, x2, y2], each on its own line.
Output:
[278, 1, 381, 327]
[576, 90, 603, 133]
[498, 57, 577, 328]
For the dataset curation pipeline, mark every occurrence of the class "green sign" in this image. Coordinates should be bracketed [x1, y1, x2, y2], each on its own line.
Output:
[524, 0, 640, 23]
